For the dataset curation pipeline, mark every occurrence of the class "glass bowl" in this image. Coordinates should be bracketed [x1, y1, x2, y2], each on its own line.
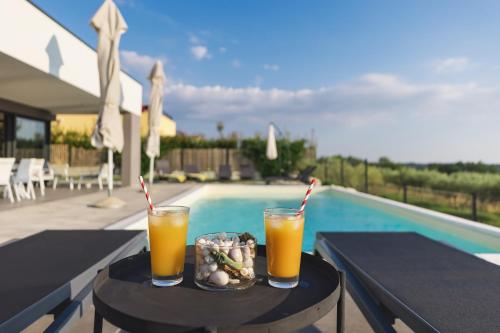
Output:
[194, 232, 257, 291]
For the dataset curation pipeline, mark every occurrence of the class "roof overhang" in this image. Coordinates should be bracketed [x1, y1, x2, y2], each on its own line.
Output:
[0, 0, 142, 116]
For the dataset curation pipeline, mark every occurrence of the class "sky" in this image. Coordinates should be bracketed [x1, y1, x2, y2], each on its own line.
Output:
[33, 0, 500, 163]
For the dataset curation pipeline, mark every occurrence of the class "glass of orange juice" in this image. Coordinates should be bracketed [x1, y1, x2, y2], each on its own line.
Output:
[148, 205, 189, 287]
[264, 208, 305, 288]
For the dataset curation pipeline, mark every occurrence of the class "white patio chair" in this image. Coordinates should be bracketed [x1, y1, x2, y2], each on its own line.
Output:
[31, 159, 46, 196]
[49, 163, 69, 189]
[13, 159, 36, 200]
[0, 158, 16, 203]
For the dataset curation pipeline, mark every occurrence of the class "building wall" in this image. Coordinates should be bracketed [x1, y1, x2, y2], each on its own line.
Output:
[140, 112, 176, 137]
[53, 113, 176, 137]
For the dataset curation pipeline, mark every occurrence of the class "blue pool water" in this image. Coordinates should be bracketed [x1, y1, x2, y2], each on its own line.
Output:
[187, 190, 499, 253]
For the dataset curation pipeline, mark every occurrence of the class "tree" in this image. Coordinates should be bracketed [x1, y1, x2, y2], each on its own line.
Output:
[216, 121, 225, 139]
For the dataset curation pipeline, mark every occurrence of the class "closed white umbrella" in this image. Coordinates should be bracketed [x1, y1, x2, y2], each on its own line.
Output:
[266, 123, 278, 160]
[146, 60, 165, 187]
[90, 0, 127, 208]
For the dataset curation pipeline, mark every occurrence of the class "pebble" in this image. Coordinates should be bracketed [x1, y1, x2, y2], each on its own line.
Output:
[247, 267, 255, 278]
[209, 270, 229, 286]
[208, 262, 218, 272]
[200, 264, 209, 274]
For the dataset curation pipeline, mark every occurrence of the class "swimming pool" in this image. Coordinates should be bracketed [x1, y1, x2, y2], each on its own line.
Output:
[125, 185, 500, 254]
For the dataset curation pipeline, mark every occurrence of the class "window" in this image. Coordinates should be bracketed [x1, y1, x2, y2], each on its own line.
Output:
[0, 113, 4, 157]
[15, 116, 47, 159]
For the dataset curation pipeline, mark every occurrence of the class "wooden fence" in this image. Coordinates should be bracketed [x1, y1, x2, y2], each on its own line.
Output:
[161, 148, 253, 171]
[50, 144, 103, 166]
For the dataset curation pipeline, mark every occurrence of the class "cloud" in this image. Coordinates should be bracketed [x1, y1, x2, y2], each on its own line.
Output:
[190, 46, 211, 60]
[188, 33, 201, 44]
[231, 59, 241, 68]
[165, 73, 500, 128]
[263, 64, 279, 72]
[433, 57, 470, 74]
[219, 47, 227, 54]
[120, 50, 167, 76]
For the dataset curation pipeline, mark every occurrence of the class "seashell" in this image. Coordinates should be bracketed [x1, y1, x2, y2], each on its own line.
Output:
[242, 246, 251, 257]
[247, 239, 255, 248]
[240, 241, 246, 246]
[240, 267, 249, 277]
[198, 238, 207, 245]
[228, 278, 240, 284]
[209, 270, 229, 286]
[211, 244, 220, 252]
[229, 248, 243, 262]
[204, 255, 214, 264]
[203, 271, 211, 279]
[221, 245, 230, 254]
[219, 232, 227, 241]
[247, 267, 255, 278]
[243, 258, 253, 268]
[232, 236, 240, 247]
[208, 262, 218, 272]
[202, 248, 210, 257]
[196, 272, 203, 280]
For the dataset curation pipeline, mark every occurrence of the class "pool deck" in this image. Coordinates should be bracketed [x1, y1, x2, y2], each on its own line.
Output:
[0, 183, 197, 245]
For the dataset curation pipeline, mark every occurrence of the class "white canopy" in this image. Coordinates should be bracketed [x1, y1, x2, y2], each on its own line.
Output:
[90, 0, 127, 153]
[266, 123, 278, 160]
[146, 60, 165, 159]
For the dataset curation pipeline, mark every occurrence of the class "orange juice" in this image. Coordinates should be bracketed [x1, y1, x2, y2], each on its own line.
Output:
[148, 206, 189, 286]
[264, 208, 304, 288]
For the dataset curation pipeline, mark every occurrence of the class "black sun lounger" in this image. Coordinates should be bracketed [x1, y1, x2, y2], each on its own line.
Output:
[315, 232, 500, 333]
[0, 230, 146, 333]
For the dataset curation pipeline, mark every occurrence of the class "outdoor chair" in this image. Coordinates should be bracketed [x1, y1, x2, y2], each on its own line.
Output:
[49, 163, 69, 189]
[12, 158, 43, 200]
[239, 164, 256, 180]
[184, 164, 208, 182]
[156, 159, 186, 183]
[0, 158, 16, 203]
[314, 232, 500, 333]
[218, 164, 232, 180]
[0, 230, 146, 333]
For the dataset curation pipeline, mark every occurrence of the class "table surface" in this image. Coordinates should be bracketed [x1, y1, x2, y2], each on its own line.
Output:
[0, 230, 145, 329]
[93, 245, 340, 333]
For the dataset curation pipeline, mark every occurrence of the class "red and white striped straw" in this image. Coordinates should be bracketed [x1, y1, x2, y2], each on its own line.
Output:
[139, 176, 154, 212]
[297, 178, 317, 215]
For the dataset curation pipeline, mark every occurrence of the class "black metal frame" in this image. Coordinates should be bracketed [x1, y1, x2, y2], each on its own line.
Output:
[0, 231, 147, 333]
[314, 233, 440, 333]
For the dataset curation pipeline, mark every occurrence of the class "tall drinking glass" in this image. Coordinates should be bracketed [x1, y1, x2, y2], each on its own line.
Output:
[148, 205, 189, 287]
[264, 208, 305, 288]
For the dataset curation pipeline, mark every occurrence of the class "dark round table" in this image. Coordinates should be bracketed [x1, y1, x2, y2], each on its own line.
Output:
[93, 245, 343, 333]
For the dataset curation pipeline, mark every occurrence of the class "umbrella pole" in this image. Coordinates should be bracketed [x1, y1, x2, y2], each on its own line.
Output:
[108, 148, 113, 197]
[149, 156, 155, 187]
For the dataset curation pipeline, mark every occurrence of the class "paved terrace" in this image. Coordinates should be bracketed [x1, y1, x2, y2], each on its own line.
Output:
[0, 183, 196, 245]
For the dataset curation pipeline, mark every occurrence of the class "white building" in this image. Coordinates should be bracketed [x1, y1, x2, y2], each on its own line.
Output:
[0, 0, 143, 186]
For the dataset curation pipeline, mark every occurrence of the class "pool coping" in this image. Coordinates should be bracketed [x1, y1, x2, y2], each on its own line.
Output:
[329, 185, 500, 239]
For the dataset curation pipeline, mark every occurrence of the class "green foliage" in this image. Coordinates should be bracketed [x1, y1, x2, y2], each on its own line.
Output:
[240, 137, 307, 177]
[51, 128, 93, 149]
[428, 161, 498, 174]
